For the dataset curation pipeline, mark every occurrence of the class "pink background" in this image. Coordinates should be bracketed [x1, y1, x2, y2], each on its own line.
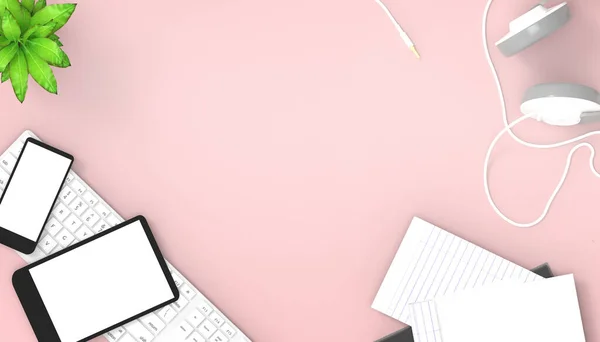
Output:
[1, 0, 599, 341]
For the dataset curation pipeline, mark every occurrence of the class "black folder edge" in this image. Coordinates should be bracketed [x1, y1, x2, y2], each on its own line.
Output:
[374, 263, 555, 342]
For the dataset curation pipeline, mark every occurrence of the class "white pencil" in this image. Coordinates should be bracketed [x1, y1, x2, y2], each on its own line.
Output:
[375, 0, 420, 59]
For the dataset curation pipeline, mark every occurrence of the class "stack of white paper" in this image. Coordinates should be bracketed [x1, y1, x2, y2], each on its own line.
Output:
[372, 217, 543, 325]
[372, 217, 587, 342]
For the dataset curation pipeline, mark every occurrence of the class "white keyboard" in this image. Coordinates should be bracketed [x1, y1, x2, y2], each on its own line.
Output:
[0, 131, 252, 342]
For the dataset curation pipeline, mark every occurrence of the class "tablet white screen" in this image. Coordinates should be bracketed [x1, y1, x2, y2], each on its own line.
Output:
[0, 142, 71, 241]
[29, 220, 174, 342]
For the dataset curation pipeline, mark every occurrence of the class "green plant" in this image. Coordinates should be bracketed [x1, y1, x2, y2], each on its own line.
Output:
[0, 0, 75, 102]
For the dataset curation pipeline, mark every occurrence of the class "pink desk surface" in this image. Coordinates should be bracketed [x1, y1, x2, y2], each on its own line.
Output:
[1, 0, 599, 341]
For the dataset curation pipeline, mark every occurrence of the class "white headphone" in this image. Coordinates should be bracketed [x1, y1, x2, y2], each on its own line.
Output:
[483, 1, 600, 227]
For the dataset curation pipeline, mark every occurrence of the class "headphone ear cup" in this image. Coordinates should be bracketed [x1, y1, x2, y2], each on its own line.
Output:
[521, 83, 600, 126]
[496, 3, 570, 57]
[580, 111, 600, 124]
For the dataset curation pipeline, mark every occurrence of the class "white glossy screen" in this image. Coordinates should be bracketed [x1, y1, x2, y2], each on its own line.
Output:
[29, 220, 174, 342]
[0, 142, 71, 241]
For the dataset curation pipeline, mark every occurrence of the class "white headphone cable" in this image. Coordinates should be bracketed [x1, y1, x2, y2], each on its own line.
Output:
[482, 0, 600, 227]
[375, 0, 421, 59]
[484, 114, 600, 227]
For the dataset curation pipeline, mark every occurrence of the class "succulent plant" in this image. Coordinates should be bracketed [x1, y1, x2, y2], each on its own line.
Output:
[0, 0, 76, 102]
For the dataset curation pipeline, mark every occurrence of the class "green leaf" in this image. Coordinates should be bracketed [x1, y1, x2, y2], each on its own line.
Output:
[30, 3, 76, 33]
[22, 0, 34, 13]
[0, 0, 7, 19]
[0, 36, 10, 48]
[48, 33, 62, 46]
[2, 12, 21, 41]
[33, 0, 46, 14]
[0, 0, 6, 31]
[48, 34, 63, 46]
[6, 0, 31, 32]
[22, 24, 38, 40]
[1, 64, 9, 82]
[30, 23, 55, 38]
[23, 44, 56, 94]
[0, 42, 17, 71]
[27, 37, 70, 67]
[9, 48, 27, 103]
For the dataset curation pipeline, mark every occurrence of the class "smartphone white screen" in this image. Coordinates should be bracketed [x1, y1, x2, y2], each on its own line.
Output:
[0, 142, 71, 241]
[29, 220, 174, 342]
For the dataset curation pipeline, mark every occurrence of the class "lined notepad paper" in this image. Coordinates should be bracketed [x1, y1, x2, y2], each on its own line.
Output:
[371, 217, 543, 330]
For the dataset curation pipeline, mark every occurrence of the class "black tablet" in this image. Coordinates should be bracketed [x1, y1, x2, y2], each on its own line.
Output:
[12, 216, 179, 342]
[0, 138, 73, 254]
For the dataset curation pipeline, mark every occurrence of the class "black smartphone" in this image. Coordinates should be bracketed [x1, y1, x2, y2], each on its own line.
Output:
[12, 216, 179, 342]
[0, 138, 73, 254]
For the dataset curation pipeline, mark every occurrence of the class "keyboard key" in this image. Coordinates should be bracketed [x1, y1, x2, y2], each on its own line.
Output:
[64, 214, 82, 233]
[198, 300, 213, 316]
[175, 321, 194, 340]
[140, 313, 166, 335]
[157, 306, 177, 323]
[45, 217, 63, 236]
[119, 334, 136, 342]
[180, 284, 196, 300]
[82, 191, 98, 206]
[69, 199, 88, 217]
[173, 296, 189, 311]
[187, 332, 205, 342]
[187, 309, 204, 327]
[82, 208, 100, 227]
[106, 213, 121, 227]
[56, 229, 75, 248]
[95, 202, 110, 218]
[106, 327, 125, 341]
[209, 312, 224, 327]
[9, 144, 23, 158]
[59, 186, 77, 205]
[53, 203, 70, 222]
[199, 320, 217, 339]
[75, 226, 93, 241]
[0, 167, 9, 189]
[65, 172, 74, 183]
[70, 179, 86, 195]
[19, 247, 45, 263]
[1, 152, 17, 172]
[209, 331, 228, 342]
[119, 335, 137, 342]
[39, 235, 57, 254]
[221, 322, 236, 338]
[92, 220, 109, 234]
[124, 320, 154, 342]
[171, 272, 183, 287]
